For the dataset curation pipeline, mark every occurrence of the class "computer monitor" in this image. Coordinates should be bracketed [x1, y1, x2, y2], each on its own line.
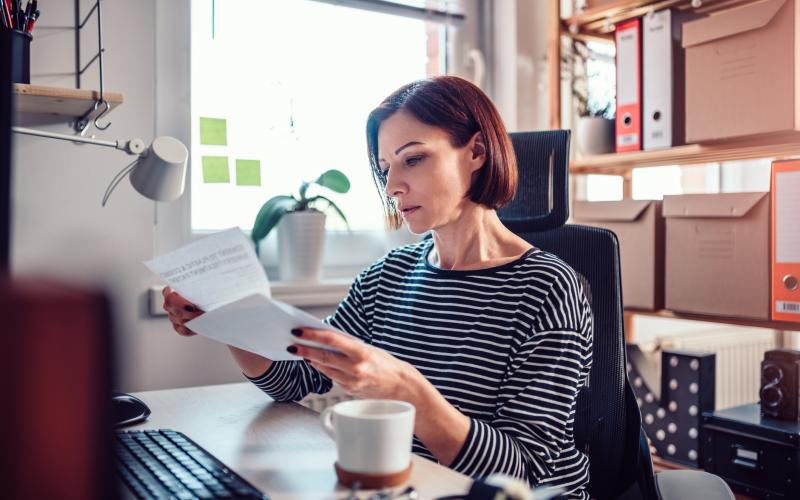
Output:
[0, 280, 116, 499]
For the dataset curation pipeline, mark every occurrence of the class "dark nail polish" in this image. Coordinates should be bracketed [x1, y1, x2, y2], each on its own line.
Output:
[184, 305, 196, 313]
[286, 345, 298, 354]
[291, 328, 302, 337]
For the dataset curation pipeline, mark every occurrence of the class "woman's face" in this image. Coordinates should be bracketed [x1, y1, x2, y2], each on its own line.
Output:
[377, 109, 484, 235]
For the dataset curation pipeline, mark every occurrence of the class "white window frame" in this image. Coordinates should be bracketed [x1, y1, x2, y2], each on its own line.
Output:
[154, 0, 479, 284]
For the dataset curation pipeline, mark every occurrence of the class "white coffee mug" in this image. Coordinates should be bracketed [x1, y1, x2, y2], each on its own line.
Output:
[321, 399, 415, 475]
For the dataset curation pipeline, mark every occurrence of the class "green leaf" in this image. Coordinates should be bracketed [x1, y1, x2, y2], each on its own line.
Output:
[313, 169, 350, 194]
[307, 195, 350, 230]
[251, 195, 298, 245]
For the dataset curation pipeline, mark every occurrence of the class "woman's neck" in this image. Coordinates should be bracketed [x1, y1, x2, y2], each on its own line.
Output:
[429, 206, 531, 271]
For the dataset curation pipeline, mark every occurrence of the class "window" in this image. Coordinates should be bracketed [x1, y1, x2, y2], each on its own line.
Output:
[190, 0, 451, 233]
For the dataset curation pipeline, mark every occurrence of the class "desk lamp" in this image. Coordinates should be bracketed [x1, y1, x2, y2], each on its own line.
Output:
[11, 126, 189, 426]
[12, 126, 188, 205]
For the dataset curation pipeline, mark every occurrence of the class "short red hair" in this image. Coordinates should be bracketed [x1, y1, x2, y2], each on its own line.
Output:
[366, 76, 518, 229]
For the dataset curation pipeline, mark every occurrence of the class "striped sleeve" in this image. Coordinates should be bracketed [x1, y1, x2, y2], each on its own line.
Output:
[246, 264, 376, 402]
[449, 270, 593, 492]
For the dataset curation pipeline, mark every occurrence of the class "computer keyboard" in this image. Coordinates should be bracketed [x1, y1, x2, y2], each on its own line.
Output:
[115, 429, 268, 499]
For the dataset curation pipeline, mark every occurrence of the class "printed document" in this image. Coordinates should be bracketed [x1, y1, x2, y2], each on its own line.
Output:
[145, 228, 350, 360]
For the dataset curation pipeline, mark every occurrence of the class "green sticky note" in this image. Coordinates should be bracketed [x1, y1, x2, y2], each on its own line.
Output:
[202, 156, 230, 183]
[236, 159, 261, 186]
[199, 117, 227, 145]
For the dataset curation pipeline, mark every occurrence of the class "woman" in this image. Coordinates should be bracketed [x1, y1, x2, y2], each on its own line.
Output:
[164, 76, 593, 498]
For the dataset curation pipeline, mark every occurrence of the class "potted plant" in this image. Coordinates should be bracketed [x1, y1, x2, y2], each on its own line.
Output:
[563, 39, 616, 155]
[251, 169, 350, 283]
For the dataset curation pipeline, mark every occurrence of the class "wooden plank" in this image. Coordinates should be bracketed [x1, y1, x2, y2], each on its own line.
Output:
[626, 309, 800, 331]
[13, 84, 124, 120]
[571, 132, 800, 173]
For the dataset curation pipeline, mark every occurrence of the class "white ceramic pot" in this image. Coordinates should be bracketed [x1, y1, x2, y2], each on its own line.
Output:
[576, 116, 615, 155]
[277, 210, 327, 283]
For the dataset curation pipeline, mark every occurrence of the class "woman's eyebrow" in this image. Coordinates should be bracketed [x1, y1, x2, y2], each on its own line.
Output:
[395, 141, 423, 155]
[379, 141, 424, 162]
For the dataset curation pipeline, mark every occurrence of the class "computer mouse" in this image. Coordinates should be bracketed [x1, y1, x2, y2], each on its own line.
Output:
[112, 392, 151, 427]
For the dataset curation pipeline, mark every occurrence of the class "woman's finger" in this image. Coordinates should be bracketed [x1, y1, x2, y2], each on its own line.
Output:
[309, 361, 357, 387]
[173, 323, 196, 337]
[163, 289, 201, 313]
[164, 299, 203, 321]
[292, 344, 352, 371]
[292, 328, 364, 360]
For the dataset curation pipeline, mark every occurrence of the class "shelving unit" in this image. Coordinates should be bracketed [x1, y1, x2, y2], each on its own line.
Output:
[547, 0, 800, 332]
[562, 0, 752, 37]
[11, 1, 124, 132]
[14, 84, 123, 122]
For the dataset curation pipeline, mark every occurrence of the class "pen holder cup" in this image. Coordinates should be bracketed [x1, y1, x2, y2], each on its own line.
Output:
[9, 30, 32, 84]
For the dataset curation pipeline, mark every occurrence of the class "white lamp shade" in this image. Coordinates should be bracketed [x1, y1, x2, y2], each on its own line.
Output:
[129, 136, 188, 201]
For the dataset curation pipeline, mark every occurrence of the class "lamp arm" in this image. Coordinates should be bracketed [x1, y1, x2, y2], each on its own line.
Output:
[11, 126, 144, 154]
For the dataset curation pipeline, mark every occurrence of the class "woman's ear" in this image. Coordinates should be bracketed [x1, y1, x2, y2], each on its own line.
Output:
[467, 131, 487, 172]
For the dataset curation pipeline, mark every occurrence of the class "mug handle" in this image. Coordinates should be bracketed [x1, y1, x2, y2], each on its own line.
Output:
[320, 407, 336, 439]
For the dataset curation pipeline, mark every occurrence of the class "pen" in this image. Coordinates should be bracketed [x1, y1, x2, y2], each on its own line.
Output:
[3, 0, 12, 29]
[21, 0, 31, 31]
[25, 7, 37, 33]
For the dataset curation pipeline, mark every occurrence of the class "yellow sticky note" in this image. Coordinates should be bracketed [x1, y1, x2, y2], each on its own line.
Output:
[202, 156, 230, 183]
[199, 117, 227, 146]
[236, 159, 261, 186]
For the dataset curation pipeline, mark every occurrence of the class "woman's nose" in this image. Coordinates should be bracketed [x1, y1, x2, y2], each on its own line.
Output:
[385, 169, 406, 197]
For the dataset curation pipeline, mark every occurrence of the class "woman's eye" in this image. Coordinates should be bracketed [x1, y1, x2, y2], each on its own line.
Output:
[405, 155, 424, 166]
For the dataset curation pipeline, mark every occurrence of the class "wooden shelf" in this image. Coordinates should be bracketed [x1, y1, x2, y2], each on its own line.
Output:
[570, 132, 800, 175]
[13, 84, 124, 122]
[562, 0, 752, 37]
[625, 309, 800, 331]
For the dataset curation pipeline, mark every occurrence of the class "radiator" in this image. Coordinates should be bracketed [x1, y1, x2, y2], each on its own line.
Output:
[656, 329, 779, 410]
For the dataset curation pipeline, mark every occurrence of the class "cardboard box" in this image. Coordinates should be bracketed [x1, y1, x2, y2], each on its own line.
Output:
[573, 200, 664, 310]
[664, 193, 770, 320]
[682, 0, 800, 142]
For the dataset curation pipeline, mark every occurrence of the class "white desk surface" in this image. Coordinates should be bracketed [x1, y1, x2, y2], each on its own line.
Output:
[130, 382, 473, 500]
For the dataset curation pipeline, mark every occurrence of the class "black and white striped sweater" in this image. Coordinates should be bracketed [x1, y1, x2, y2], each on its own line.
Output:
[248, 239, 593, 498]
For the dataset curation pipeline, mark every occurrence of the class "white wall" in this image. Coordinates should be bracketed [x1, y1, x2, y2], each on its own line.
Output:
[489, 0, 551, 132]
[11, 0, 248, 392]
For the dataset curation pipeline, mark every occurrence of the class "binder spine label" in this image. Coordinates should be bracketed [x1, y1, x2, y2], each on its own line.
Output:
[776, 301, 800, 314]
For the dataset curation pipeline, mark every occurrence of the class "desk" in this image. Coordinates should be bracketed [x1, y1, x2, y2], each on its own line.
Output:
[130, 383, 473, 500]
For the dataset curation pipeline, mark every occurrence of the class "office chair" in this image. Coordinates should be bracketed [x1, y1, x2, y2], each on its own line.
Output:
[500, 131, 734, 500]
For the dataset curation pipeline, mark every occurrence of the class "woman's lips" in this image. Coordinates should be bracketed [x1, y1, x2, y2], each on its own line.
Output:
[401, 206, 420, 216]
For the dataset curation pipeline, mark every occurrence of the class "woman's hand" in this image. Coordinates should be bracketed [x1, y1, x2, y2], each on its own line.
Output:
[289, 328, 424, 401]
[162, 286, 204, 337]
[161, 287, 272, 377]
[293, 327, 471, 466]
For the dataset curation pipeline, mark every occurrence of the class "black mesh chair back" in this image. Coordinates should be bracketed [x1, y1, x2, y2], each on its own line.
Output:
[499, 131, 644, 499]
[502, 131, 571, 232]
